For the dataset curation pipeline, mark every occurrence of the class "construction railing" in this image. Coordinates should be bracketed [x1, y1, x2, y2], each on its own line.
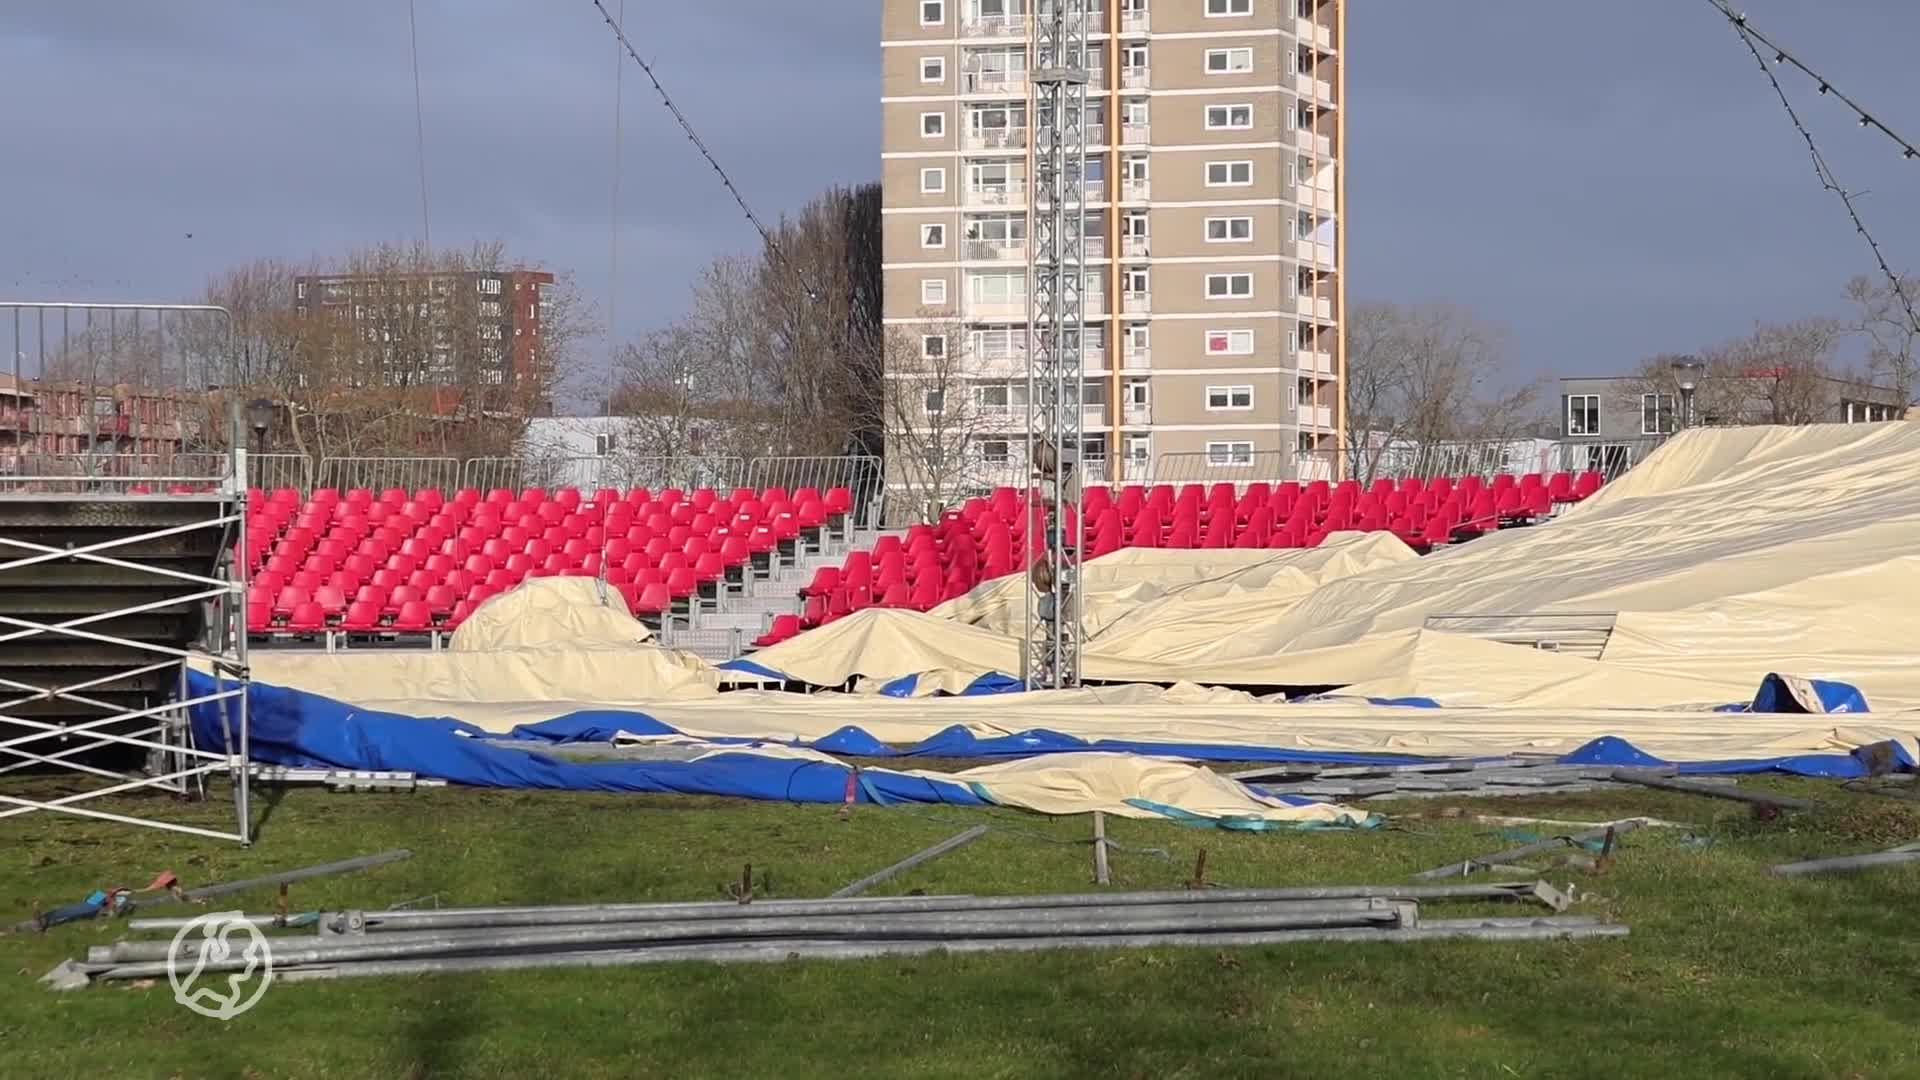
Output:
[316, 456, 461, 495]
[745, 455, 884, 526]
[0, 452, 230, 493]
[245, 452, 314, 494]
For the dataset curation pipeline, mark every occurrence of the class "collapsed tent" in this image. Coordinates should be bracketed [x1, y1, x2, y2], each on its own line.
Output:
[738, 424, 1920, 709]
[182, 673, 1366, 827]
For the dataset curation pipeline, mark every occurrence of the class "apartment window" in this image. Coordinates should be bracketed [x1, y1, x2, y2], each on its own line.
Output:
[921, 223, 946, 248]
[1081, 437, 1109, 464]
[1641, 393, 1677, 435]
[594, 432, 617, 456]
[1286, 106, 1299, 131]
[1205, 216, 1253, 243]
[477, 277, 502, 295]
[1122, 212, 1149, 239]
[1206, 441, 1255, 466]
[1205, 160, 1253, 187]
[921, 112, 945, 137]
[1126, 324, 1150, 351]
[921, 0, 944, 25]
[920, 167, 946, 194]
[1207, 0, 1252, 15]
[295, 280, 308, 300]
[1206, 385, 1254, 411]
[1122, 156, 1149, 183]
[977, 438, 1011, 465]
[925, 389, 945, 413]
[920, 56, 945, 83]
[922, 334, 946, 360]
[1288, 384, 1299, 410]
[1566, 394, 1601, 436]
[1205, 48, 1254, 74]
[921, 278, 948, 306]
[1287, 328, 1299, 355]
[1124, 380, 1150, 408]
[975, 384, 1028, 412]
[1205, 104, 1253, 131]
[1205, 329, 1254, 356]
[1123, 267, 1150, 295]
[970, 272, 1026, 304]
[1206, 273, 1253, 299]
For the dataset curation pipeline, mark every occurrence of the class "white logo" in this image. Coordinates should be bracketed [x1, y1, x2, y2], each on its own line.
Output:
[167, 911, 274, 1020]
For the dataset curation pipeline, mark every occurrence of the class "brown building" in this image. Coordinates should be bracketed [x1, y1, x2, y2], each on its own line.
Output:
[0, 373, 204, 465]
[880, 0, 1345, 493]
[293, 268, 556, 390]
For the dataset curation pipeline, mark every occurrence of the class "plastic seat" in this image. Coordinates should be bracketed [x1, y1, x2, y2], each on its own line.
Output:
[286, 602, 327, 633]
[391, 601, 434, 632]
[753, 613, 802, 648]
[340, 600, 382, 631]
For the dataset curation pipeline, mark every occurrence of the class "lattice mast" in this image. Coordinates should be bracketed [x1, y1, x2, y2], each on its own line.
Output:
[1024, 0, 1089, 689]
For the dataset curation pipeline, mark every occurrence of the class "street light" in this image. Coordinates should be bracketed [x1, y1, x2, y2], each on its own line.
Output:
[245, 399, 274, 446]
[1670, 356, 1704, 430]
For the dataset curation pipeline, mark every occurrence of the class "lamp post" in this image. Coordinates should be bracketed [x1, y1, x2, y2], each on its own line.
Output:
[1670, 356, 1704, 430]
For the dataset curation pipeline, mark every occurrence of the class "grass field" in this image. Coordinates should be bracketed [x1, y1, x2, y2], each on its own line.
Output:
[4, 773, 1919, 1080]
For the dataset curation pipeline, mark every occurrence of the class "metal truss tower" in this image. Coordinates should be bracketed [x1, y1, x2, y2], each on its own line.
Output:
[1024, 0, 1089, 689]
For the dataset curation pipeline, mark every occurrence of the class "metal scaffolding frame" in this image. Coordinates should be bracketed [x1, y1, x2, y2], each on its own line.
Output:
[1023, 0, 1090, 690]
[0, 302, 251, 844]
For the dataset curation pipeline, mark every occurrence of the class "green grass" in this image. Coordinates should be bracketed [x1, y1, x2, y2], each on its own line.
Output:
[3, 775, 1919, 1079]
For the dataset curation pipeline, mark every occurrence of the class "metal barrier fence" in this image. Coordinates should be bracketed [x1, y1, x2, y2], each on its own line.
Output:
[745, 455, 884, 526]
[1144, 450, 1292, 488]
[0, 452, 230, 493]
[246, 452, 313, 494]
[317, 456, 461, 494]
[460, 455, 606, 493]
[1545, 438, 1668, 480]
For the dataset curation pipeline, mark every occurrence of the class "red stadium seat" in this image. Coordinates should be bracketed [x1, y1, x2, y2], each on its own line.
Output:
[754, 614, 802, 648]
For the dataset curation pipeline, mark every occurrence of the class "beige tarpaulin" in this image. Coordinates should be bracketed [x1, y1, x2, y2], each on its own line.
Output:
[684, 745, 1362, 823]
[245, 644, 720, 707]
[332, 689, 1916, 762]
[448, 576, 652, 651]
[723, 424, 1920, 709]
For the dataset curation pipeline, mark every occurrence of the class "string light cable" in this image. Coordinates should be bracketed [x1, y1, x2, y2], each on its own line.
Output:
[587, 0, 820, 301]
[1705, 0, 1920, 335]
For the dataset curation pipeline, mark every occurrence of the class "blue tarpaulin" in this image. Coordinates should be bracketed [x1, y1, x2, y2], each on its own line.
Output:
[186, 672, 1906, 795]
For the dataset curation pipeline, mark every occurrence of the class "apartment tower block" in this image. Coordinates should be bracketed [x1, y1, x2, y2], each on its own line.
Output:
[880, 0, 1344, 493]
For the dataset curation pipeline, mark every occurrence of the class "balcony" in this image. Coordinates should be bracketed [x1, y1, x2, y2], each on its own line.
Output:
[1308, 349, 1335, 376]
[1081, 177, 1106, 202]
[1123, 403, 1152, 426]
[1316, 297, 1332, 319]
[964, 240, 1027, 263]
[962, 14, 1027, 37]
[1081, 403, 1109, 428]
[969, 299, 1028, 320]
[1120, 179, 1150, 202]
[965, 182, 1028, 207]
[1121, 123, 1150, 146]
[1294, 294, 1315, 317]
[1311, 404, 1334, 429]
[1082, 234, 1108, 259]
[1121, 235, 1149, 259]
[964, 127, 1029, 152]
[1120, 66, 1149, 90]
[1082, 345, 1107, 370]
[962, 69, 1028, 96]
[1124, 347, 1151, 371]
[1120, 10, 1149, 33]
[1122, 290, 1151, 313]
[1292, 183, 1321, 207]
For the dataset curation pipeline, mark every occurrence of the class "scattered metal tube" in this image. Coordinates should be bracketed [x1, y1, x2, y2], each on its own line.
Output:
[1769, 848, 1920, 877]
[830, 825, 989, 898]
[142, 850, 414, 905]
[1606, 771, 1815, 811]
[1414, 822, 1644, 880]
[105, 898, 1405, 963]
[96, 906, 1409, 976]
[126, 881, 1560, 934]
[204, 920, 1629, 985]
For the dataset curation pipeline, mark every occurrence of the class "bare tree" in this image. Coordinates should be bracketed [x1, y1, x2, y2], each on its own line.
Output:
[1845, 273, 1919, 406]
[1624, 318, 1857, 429]
[1341, 301, 1536, 482]
[873, 318, 1008, 522]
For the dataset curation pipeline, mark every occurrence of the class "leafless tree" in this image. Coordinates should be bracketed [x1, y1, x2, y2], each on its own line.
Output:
[873, 318, 1009, 522]
[1340, 301, 1538, 482]
[1624, 317, 1859, 429]
[1845, 273, 1919, 407]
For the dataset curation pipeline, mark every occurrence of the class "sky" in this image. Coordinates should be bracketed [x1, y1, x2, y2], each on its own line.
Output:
[2, 0, 1917, 396]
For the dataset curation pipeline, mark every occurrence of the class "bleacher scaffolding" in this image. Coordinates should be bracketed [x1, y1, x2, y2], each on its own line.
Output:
[0, 301, 251, 844]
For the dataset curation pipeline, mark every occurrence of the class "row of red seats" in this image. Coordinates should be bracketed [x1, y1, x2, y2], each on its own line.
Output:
[245, 484, 853, 636]
[749, 471, 1607, 648]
